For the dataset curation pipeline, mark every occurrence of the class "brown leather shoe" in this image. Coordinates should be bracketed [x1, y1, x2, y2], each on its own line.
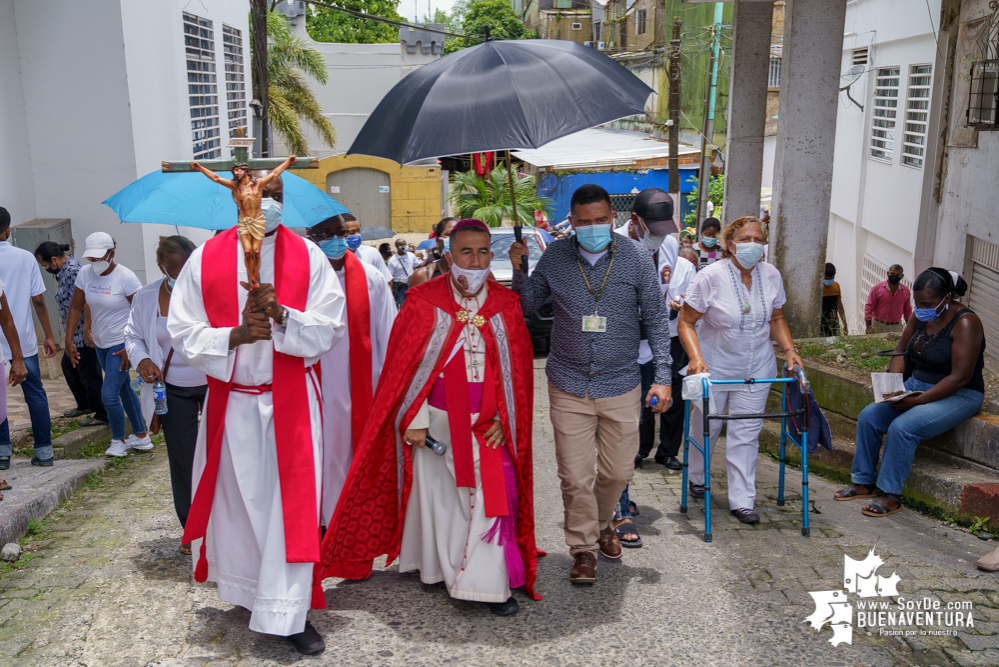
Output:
[570, 552, 596, 584]
[597, 525, 622, 559]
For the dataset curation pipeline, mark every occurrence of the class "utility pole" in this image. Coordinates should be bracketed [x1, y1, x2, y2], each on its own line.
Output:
[695, 2, 724, 227]
[668, 17, 681, 198]
[251, 0, 270, 157]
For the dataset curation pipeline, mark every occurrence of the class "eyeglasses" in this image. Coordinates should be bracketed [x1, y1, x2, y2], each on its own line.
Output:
[307, 228, 350, 242]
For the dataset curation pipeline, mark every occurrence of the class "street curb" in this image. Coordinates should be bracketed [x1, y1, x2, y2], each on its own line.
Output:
[0, 457, 108, 545]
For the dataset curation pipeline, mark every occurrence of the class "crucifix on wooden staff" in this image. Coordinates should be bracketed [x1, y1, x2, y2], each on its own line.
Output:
[161, 132, 319, 291]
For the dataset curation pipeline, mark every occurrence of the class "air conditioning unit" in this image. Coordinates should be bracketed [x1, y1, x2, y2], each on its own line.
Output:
[571, 22, 582, 30]
[584, 41, 592, 47]
[598, 41, 606, 49]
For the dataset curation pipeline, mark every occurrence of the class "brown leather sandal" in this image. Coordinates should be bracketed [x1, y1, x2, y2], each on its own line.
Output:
[834, 484, 876, 501]
[861, 495, 903, 517]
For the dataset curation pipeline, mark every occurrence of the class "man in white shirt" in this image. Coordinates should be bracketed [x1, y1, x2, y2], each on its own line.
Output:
[341, 213, 393, 284]
[0, 207, 58, 468]
[386, 237, 418, 307]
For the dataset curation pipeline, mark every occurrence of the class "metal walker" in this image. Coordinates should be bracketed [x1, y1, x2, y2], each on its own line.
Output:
[679, 368, 811, 542]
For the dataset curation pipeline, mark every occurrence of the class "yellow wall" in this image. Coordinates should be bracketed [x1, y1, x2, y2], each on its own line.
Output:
[299, 154, 443, 234]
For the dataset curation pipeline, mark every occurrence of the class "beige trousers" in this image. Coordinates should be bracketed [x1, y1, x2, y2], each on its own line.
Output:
[870, 320, 904, 334]
[549, 382, 641, 556]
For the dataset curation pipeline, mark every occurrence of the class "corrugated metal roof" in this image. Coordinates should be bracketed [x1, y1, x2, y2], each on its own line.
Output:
[513, 127, 699, 170]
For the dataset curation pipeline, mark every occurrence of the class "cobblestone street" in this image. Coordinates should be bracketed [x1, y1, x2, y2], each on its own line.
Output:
[1, 364, 996, 666]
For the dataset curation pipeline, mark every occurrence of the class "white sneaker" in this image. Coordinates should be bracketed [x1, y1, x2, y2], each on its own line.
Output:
[105, 439, 129, 457]
[126, 434, 154, 451]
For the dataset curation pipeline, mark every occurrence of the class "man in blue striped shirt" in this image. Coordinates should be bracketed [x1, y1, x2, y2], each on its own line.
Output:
[511, 184, 671, 584]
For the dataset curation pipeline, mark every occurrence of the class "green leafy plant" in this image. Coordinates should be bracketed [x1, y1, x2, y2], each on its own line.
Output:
[683, 174, 725, 228]
[255, 12, 337, 156]
[306, 0, 406, 44]
[450, 166, 552, 227]
[445, 0, 537, 54]
[25, 520, 42, 537]
[970, 516, 992, 534]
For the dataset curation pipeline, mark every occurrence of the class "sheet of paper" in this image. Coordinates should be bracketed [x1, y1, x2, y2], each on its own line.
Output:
[871, 373, 922, 403]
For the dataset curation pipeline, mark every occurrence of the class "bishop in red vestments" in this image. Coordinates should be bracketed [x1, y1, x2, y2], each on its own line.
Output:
[320, 219, 541, 615]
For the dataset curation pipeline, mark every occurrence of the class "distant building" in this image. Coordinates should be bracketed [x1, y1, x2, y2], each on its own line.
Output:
[826, 0, 999, 371]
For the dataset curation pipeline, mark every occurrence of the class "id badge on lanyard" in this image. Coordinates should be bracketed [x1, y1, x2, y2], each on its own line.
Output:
[576, 237, 616, 333]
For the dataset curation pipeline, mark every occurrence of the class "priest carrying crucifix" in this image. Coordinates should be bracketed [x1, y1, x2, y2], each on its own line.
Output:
[168, 162, 346, 654]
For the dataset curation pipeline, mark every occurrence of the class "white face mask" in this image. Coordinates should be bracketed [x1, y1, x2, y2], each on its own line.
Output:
[642, 232, 666, 251]
[450, 261, 489, 295]
[261, 197, 283, 233]
[90, 260, 111, 275]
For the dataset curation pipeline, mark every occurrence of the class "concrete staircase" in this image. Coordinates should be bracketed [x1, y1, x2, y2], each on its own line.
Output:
[757, 361, 999, 527]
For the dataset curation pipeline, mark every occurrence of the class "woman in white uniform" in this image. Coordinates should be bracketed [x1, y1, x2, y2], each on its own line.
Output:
[677, 216, 805, 524]
[124, 236, 206, 553]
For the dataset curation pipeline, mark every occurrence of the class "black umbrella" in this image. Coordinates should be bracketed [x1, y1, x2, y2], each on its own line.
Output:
[360, 225, 396, 241]
[347, 39, 653, 269]
[348, 39, 654, 164]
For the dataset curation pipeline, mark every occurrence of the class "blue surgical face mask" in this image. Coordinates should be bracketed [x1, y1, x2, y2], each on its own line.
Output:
[261, 197, 283, 233]
[320, 236, 348, 259]
[575, 224, 613, 253]
[439, 237, 450, 254]
[346, 234, 362, 251]
[823, 279, 834, 287]
[914, 296, 948, 322]
[733, 241, 765, 268]
[701, 236, 718, 248]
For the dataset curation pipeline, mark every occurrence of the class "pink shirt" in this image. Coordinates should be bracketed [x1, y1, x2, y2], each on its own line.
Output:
[864, 280, 912, 324]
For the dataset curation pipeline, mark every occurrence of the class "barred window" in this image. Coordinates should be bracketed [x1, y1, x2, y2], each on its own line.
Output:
[870, 67, 900, 162]
[223, 24, 248, 149]
[184, 13, 220, 160]
[902, 65, 932, 168]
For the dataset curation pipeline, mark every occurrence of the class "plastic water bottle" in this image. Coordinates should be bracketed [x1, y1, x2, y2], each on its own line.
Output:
[153, 381, 168, 415]
[649, 396, 659, 409]
[425, 435, 447, 456]
[130, 375, 144, 393]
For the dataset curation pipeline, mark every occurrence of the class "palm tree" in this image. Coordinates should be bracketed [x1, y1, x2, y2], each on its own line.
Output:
[450, 166, 553, 228]
[256, 12, 337, 156]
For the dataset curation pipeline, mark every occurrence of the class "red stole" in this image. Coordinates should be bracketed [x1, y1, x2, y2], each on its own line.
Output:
[342, 251, 373, 451]
[442, 338, 508, 518]
[182, 227, 319, 582]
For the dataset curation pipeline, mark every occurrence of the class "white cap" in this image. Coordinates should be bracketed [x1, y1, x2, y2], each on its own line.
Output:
[82, 232, 115, 259]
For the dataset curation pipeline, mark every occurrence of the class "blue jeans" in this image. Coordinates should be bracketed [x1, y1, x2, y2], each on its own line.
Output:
[614, 484, 633, 521]
[852, 377, 984, 495]
[95, 344, 146, 441]
[392, 282, 408, 309]
[0, 354, 53, 460]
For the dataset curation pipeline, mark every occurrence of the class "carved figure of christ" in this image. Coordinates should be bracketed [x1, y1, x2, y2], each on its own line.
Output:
[189, 156, 296, 290]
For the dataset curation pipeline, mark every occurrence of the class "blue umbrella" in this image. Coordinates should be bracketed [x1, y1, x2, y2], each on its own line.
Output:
[103, 170, 350, 230]
[416, 238, 438, 251]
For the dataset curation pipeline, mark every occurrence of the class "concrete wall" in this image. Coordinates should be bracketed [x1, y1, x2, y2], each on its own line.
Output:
[0, 0, 37, 228]
[536, 168, 700, 225]
[934, 0, 999, 271]
[2, 0, 247, 286]
[120, 0, 245, 279]
[297, 155, 444, 234]
[274, 19, 441, 161]
[827, 0, 941, 330]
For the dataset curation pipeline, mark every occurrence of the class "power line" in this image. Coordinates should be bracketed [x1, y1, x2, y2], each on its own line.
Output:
[300, 0, 483, 41]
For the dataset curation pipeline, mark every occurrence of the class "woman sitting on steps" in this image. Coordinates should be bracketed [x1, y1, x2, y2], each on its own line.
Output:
[834, 268, 986, 517]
